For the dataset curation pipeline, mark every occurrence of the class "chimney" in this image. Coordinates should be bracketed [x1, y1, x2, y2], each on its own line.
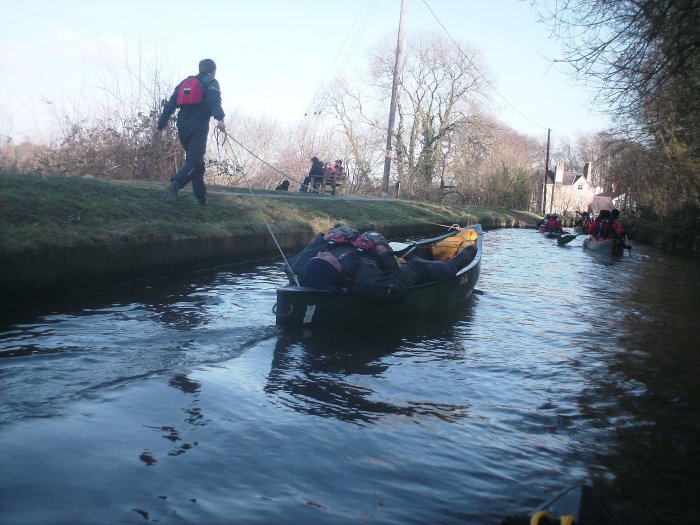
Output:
[555, 165, 564, 184]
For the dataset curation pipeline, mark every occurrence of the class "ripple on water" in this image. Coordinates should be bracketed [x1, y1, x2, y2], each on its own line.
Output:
[1, 231, 699, 523]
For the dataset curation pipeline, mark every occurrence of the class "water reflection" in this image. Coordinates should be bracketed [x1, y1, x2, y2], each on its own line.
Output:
[169, 373, 208, 428]
[139, 372, 206, 468]
[169, 373, 202, 394]
[265, 299, 477, 425]
[579, 251, 700, 523]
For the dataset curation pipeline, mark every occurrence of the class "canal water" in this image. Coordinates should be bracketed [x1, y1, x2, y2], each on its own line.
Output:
[1, 228, 698, 524]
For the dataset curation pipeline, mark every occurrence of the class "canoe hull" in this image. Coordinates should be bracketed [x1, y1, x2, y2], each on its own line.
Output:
[583, 236, 629, 256]
[275, 226, 482, 327]
[583, 238, 615, 252]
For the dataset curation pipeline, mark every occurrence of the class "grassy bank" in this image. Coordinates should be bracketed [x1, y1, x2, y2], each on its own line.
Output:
[1, 172, 539, 299]
[1, 172, 538, 251]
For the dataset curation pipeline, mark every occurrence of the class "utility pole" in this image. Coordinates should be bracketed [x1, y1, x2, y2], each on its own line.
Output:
[381, 0, 407, 199]
[542, 128, 551, 214]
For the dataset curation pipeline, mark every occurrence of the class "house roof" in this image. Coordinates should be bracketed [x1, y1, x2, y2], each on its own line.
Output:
[593, 191, 620, 198]
[573, 175, 594, 188]
[532, 170, 556, 184]
[541, 170, 595, 186]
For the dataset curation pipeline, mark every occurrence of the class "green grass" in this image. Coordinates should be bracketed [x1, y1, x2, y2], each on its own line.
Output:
[0, 172, 540, 253]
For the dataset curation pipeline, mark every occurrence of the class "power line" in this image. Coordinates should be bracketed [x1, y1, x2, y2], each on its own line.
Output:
[420, 0, 549, 133]
[302, 0, 380, 119]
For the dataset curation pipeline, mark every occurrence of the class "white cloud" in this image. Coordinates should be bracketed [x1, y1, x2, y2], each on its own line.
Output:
[52, 27, 131, 64]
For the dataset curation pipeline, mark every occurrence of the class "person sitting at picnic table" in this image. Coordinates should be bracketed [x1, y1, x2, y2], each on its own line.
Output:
[322, 160, 344, 195]
[308, 157, 325, 193]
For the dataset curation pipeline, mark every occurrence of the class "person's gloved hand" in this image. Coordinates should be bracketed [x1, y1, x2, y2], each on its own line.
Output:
[354, 231, 391, 253]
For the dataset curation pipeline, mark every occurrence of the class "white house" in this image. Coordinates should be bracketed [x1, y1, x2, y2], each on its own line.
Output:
[532, 162, 630, 217]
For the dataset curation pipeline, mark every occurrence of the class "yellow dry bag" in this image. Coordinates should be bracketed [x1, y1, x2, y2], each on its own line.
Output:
[430, 228, 478, 261]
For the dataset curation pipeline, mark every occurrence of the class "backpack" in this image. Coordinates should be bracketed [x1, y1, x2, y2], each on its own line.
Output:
[327, 229, 390, 252]
[176, 76, 205, 106]
[597, 218, 615, 239]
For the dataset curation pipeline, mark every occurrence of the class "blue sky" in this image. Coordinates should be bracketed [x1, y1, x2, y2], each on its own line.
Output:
[0, 0, 610, 144]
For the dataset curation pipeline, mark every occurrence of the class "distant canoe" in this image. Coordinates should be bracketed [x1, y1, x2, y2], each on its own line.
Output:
[583, 237, 615, 252]
[583, 236, 631, 256]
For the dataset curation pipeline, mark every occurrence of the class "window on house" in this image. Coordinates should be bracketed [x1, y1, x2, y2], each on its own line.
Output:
[578, 183, 583, 190]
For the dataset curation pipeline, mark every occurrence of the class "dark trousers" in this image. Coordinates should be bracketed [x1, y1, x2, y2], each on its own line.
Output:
[400, 257, 457, 286]
[311, 175, 324, 192]
[173, 122, 209, 201]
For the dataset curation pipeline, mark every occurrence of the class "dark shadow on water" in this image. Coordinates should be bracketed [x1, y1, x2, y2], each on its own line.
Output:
[582, 247, 633, 267]
[575, 251, 700, 524]
[265, 296, 478, 424]
[0, 258, 279, 330]
[168, 373, 201, 394]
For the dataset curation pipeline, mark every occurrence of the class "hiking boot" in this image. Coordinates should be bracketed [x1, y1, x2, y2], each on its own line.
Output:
[195, 198, 207, 206]
[166, 181, 179, 202]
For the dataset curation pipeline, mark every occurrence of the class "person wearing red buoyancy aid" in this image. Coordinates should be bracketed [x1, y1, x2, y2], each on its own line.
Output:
[153, 59, 226, 206]
[588, 210, 610, 238]
[597, 208, 623, 240]
[285, 225, 360, 281]
[544, 214, 564, 233]
[574, 211, 591, 231]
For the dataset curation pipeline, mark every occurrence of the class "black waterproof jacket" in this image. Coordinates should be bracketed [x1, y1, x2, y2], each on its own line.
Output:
[309, 159, 325, 177]
[348, 249, 406, 304]
[157, 72, 225, 131]
[285, 234, 358, 287]
[286, 233, 407, 304]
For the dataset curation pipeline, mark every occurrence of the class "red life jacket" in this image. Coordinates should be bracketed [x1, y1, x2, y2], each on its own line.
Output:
[176, 76, 205, 106]
[545, 218, 562, 231]
[327, 230, 388, 253]
[597, 218, 617, 239]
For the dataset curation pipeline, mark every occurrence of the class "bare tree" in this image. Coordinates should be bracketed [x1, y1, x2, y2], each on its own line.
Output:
[368, 32, 492, 200]
[325, 78, 386, 195]
[539, 0, 700, 211]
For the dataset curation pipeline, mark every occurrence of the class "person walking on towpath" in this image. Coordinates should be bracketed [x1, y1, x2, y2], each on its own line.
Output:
[152, 58, 226, 206]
